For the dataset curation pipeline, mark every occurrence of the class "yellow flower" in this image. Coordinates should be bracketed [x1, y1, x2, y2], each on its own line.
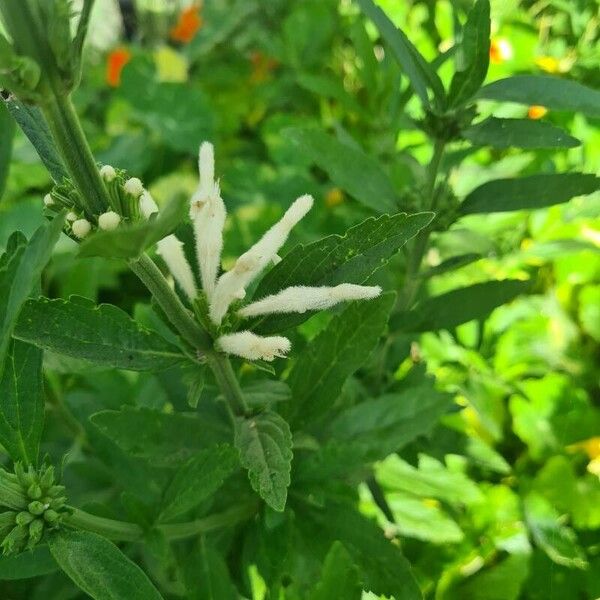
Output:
[528, 105, 548, 120]
[326, 187, 344, 207]
[154, 45, 188, 83]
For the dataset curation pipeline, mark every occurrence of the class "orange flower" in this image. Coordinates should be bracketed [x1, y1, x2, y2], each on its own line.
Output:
[106, 47, 132, 87]
[170, 4, 203, 44]
[249, 51, 279, 84]
[528, 105, 548, 119]
[489, 38, 513, 64]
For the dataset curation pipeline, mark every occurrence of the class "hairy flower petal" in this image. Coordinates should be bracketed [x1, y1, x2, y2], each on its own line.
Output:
[156, 234, 198, 301]
[215, 331, 291, 362]
[238, 284, 382, 318]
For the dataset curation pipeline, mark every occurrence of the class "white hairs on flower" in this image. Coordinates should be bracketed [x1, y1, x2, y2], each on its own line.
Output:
[215, 331, 291, 362]
[156, 234, 198, 301]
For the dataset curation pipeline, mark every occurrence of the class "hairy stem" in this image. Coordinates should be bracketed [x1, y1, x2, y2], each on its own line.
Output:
[206, 353, 249, 416]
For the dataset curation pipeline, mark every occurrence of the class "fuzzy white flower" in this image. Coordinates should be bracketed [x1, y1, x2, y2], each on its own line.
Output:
[43, 193, 54, 207]
[66, 211, 78, 222]
[139, 190, 159, 219]
[215, 331, 291, 362]
[190, 142, 226, 299]
[72, 219, 91, 239]
[156, 235, 198, 301]
[209, 194, 313, 325]
[98, 211, 121, 231]
[124, 177, 144, 197]
[100, 165, 117, 182]
[238, 284, 382, 318]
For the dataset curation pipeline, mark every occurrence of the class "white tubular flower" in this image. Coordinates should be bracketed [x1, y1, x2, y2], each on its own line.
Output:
[238, 284, 382, 318]
[43, 193, 54, 207]
[139, 190, 159, 219]
[98, 211, 121, 231]
[72, 219, 91, 239]
[66, 211, 78, 222]
[215, 331, 291, 362]
[100, 165, 117, 182]
[124, 177, 144, 197]
[209, 194, 313, 325]
[190, 142, 226, 299]
[156, 234, 198, 301]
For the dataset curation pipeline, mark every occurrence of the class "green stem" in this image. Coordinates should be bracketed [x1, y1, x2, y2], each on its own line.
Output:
[41, 94, 109, 216]
[128, 254, 212, 353]
[206, 353, 249, 417]
[66, 503, 256, 542]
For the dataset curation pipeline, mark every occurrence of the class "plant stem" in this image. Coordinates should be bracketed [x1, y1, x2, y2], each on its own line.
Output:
[41, 94, 109, 216]
[66, 503, 257, 542]
[128, 254, 212, 353]
[206, 353, 249, 416]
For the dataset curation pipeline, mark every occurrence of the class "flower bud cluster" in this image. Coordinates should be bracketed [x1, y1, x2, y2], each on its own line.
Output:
[0, 464, 68, 556]
[43, 166, 158, 241]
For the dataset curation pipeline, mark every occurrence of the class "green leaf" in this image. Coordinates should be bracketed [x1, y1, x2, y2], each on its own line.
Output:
[356, 0, 444, 107]
[0, 545, 57, 580]
[2, 95, 68, 182]
[285, 127, 397, 213]
[477, 75, 600, 117]
[328, 380, 453, 461]
[524, 493, 588, 569]
[287, 293, 395, 426]
[160, 445, 238, 522]
[0, 214, 65, 375]
[459, 173, 600, 214]
[242, 380, 291, 410]
[253, 212, 431, 333]
[0, 101, 15, 200]
[463, 117, 580, 149]
[78, 195, 188, 259]
[234, 410, 293, 512]
[301, 501, 421, 600]
[0, 340, 44, 463]
[420, 252, 482, 278]
[579, 285, 600, 342]
[14, 296, 186, 371]
[393, 280, 529, 331]
[309, 542, 362, 600]
[183, 537, 237, 600]
[448, 0, 491, 107]
[91, 407, 231, 467]
[49, 529, 163, 600]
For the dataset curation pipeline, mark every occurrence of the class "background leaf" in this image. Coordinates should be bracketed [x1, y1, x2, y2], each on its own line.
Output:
[49, 530, 163, 600]
[0, 102, 15, 200]
[0, 339, 44, 463]
[235, 410, 293, 512]
[0, 546, 57, 580]
[459, 173, 599, 214]
[309, 542, 362, 600]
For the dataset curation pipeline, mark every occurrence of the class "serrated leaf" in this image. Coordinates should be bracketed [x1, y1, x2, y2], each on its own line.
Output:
[393, 280, 529, 332]
[356, 0, 444, 107]
[459, 173, 599, 214]
[242, 380, 291, 410]
[14, 296, 186, 371]
[0, 545, 57, 580]
[448, 0, 490, 107]
[49, 530, 163, 600]
[0, 340, 44, 463]
[183, 537, 237, 600]
[463, 117, 580, 149]
[0, 214, 65, 375]
[301, 501, 421, 600]
[285, 127, 397, 213]
[287, 293, 395, 426]
[2, 95, 68, 182]
[309, 542, 362, 600]
[328, 380, 453, 461]
[235, 410, 293, 512]
[252, 212, 431, 333]
[160, 445, 238, 522]
[78, 195, 187, 259]
[91, 407, 231, 467]
[477, 75, 600, 117]
[0, 101, 15, 200]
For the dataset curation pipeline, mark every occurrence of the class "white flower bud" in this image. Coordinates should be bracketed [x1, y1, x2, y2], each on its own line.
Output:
[72, 219, 92, 239]
[98, 211, 121, 231]
[124, 177, 144, 197]
[139, 191, 159, 219]
[100, 165, 117, 182]
[66, 211, 78, 222]
[156, 234, 198, 301]
[209, 194, 313, 325]
[43, 193, 54, 207]
[215, 331, 291, 362]
[238, 284, 382, 318]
